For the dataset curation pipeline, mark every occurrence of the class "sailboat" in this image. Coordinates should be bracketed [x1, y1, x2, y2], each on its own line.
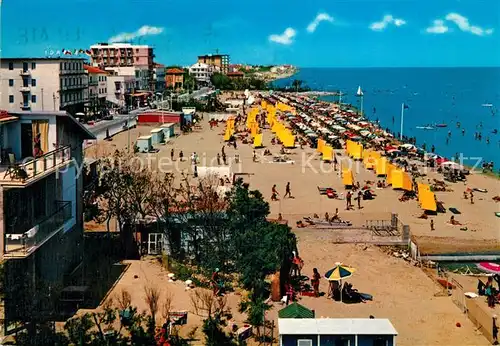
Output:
[356, 86, 363, 97]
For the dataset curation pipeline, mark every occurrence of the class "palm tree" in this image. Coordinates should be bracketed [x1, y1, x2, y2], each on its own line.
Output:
[291, 79, 303, 93]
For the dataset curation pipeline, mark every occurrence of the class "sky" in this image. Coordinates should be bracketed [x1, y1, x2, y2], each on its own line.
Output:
[1, 0, 499, 67]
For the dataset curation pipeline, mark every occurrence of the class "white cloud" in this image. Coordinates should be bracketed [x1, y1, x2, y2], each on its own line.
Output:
[269, 28, 296, 45]
[425, 13, 494, 36]
[370, 15, 406, 31]
[109, 25, 164, 43]
[307, 13, 334, 33]
[445, 13, 493, 36]
[426, 20, 449, 34]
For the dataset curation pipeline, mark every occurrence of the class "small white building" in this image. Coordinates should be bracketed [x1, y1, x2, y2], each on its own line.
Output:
[278, 318, 398, 346]
[189, 63, 215, 85]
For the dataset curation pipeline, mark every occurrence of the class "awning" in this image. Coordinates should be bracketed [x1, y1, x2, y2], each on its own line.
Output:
[130, 92, 148, 97]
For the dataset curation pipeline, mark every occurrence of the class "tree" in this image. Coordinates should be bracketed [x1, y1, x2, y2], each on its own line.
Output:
[190, 288, 236, 346]
[210, 73, 232, 90]
[292, 79, 303, 93]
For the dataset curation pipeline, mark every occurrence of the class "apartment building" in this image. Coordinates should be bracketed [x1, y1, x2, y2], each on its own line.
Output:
[166, 68, 184, 89]
[84, 65, 108, 116]
[0, 58, 88, 115]
[197, 53, 230, 74]
[90, 43, 155, 90]
[0, 109, 95, 337]
[106, 74, 135, 108]
[154, 63, 166, 93]
[189, 63, 213, 85]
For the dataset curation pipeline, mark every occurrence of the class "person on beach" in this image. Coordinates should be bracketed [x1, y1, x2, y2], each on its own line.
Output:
[253, 150, 257, 162]
[217, 153, 221, 165]
[346, 191, 352, 210]
[291, 251, 303, 277]
[431, 145, 435, 153]
[211, 268, 221, 296]
[470, 191, 474, 204]
[179, 151, 184, 161]
[271, 184, 279, 201]
[357, 190, 363, 209]
[430, 219, 434, 231]
[284, 182, 292, 198]
[332, 208, 340, 221]
[311, 268, 321, 297]
[171, 148, 175, 161]
[333, 155, 338, 171]
[222, 153, 227, 165]
[221, 145, 225, 156]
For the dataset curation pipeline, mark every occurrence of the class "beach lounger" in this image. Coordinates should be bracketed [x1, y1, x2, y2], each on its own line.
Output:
[317, 186, 330, 195]
[326, 189, 336, 199]
[449, 207, 461, 214]
[473, 188, 488, 193]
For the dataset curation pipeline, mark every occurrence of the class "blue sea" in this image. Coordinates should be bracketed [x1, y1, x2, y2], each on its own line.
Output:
[276, 68, 500, 170]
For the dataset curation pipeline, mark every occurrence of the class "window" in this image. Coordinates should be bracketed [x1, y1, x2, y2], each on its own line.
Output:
[23, 78, 29, 87]
[8, 79, 14, 87]
[297, 340, 313, 346]
[23, 62, 28, 71]
[32, 62, 36, 69]
[64, 62, 67, 70]
[373, 338, 389, 346]
[60, 62, 63, 70]
[9, 95, 14, 103]
[31, 95, 37, 103]
[31, 79, 36, 87]
[8, 62, 13, 70]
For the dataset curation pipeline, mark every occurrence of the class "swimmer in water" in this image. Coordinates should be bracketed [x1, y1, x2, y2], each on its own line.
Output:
[456, 122, 461, 128]
[487, 137, 490, 144]
[462, 128, 465, 136]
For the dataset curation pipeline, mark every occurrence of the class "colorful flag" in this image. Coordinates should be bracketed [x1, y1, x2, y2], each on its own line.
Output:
[403, 103, 409, 109]
[85, 49, 92, 55]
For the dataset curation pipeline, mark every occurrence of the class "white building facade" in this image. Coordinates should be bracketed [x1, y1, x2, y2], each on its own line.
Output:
[0, 58, 88, 115]
[189, 62, 215, 85]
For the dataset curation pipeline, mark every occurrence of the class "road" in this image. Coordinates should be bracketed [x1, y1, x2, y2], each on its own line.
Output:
[85, 108, 146, 141]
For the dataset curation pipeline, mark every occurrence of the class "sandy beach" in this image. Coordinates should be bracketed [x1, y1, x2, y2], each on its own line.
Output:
[82, 100, 500, 344]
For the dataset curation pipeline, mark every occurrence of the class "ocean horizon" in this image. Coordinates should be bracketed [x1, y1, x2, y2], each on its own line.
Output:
[276, 67, 500, 170]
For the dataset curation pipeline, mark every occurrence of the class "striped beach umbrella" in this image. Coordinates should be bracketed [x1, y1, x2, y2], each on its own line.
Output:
[324, 264, 356, 281]
[324, 263, 356, 302]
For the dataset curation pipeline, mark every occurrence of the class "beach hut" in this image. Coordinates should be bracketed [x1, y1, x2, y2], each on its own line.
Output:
[391, 170, 413, 191]
[322, 145, 333, 162]
[342, 169, 354, 187]
[419, 189, 437, 212]
[253, 133, 264, 148]
[160, 123, 175, 139]
[375, 158, 388, 176]
[150, 128, 165, 144]
[136, 135, 152, 153]
[278, 303, 315, 319]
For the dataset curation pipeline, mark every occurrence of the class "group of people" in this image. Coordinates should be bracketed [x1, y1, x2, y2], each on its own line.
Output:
[478, 275, 500, 308]
[271, 182, 293, 201]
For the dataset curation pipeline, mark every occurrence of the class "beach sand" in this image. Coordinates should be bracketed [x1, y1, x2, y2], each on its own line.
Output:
[82, 113, 499, 345]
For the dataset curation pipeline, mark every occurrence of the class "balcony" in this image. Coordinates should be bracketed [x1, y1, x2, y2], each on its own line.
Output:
[20, 86, 31, 92]
[20, 69, 30, 76]
[4, 201, 72, 258]
[21, 103, 31, 110]
[0, 145, 72, 187]
[88, 80, 98, 86]
[62, 83, 89, 90]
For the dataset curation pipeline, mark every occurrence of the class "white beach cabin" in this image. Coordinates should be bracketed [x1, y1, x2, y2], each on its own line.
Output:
[136, 135, 153, 153]
[278, 318, 398, 346]
[150, 128, 165, 144]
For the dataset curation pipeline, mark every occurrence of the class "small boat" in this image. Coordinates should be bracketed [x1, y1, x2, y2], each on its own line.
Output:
[482, 103, 493, 107]
[416, 126, 435, 130]
[435, 123, 448, 128]
[437, 278, 456, 289]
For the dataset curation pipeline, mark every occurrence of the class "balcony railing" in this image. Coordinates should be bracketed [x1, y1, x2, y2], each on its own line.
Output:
[5, 201, 72, 257]
[19, 69, 30, 76]
[0, 145, 72, 185]
[62, 83, 89, 90]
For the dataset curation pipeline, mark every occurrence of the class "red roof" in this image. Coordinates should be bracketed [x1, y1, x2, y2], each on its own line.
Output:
[84, 65, 108, 74]
[227, 71, 244, 76]
[166, 68, 184, 74]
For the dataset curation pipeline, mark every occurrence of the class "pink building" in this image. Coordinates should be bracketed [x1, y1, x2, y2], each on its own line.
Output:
[90, 43, 155, 90]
